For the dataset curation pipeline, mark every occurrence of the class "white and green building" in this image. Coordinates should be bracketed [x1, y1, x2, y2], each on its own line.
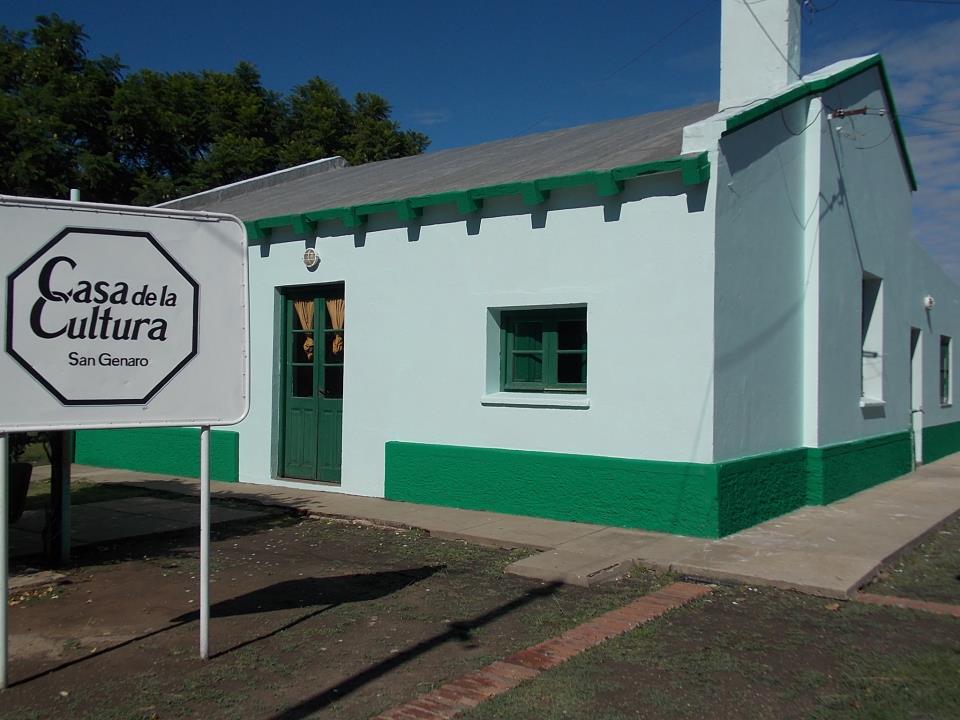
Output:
[77, 0, 960, 537]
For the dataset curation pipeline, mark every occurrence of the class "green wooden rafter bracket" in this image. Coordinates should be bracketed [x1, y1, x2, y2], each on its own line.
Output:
[241, 152, 712, 242]
[594, 173, 624, 197]
[680, 152, 711, 185]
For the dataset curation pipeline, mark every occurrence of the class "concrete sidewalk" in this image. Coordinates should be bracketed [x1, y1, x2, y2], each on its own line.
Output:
[64, 454, 960, 599]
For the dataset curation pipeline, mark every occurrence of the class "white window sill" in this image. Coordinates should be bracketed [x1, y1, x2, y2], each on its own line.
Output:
[859, 397, 885, 408]
[481, 392, 590, 409]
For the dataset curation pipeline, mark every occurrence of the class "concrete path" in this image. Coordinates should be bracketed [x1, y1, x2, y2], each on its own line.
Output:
[61, 454, 960, 599]
[9, 495, 266, 559]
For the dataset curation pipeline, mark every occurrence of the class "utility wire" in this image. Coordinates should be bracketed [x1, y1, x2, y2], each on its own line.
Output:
[514, 0, 717, 136]
[898, 113, 960, 128]
[598, 0, 717, 83]
[806, 0, 842, 12]
[781, 105, 825, 135]
[742, 0, 803, 80]
[889, 0, 960, 6]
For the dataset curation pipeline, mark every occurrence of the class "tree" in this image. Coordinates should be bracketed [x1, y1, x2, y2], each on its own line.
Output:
[0, 16, 124, 201]
[0, 15, 429, 205]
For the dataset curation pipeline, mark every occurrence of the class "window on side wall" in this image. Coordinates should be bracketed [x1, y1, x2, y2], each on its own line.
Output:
[501, 307, 587, 393]
[861, 274, 883, 403]
[941, 335, 952, 406]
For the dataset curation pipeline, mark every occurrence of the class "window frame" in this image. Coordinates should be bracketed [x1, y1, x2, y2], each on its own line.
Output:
[940, 335, 952, 407]
[500, 307, 587, 394]
[860, 274, 884, 403]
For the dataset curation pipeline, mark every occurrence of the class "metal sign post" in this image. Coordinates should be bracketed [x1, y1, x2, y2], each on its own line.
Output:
[1, 432, 8, 689]
[199, 426, 210, 659]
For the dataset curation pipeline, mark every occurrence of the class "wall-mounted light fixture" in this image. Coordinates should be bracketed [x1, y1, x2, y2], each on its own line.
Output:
[923, 294, 936, 310]
[303, 248, 319, 269]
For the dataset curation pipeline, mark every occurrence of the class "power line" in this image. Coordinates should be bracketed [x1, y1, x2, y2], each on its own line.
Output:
[887, 112, 960, 129]
[889, 0, 960, 6]
[781, 105, 824, 135]
[805, 0, 842, 12]
[514, 0, 717, 136]
[742, 0, 803, 79]
[598, 0, 717, 83]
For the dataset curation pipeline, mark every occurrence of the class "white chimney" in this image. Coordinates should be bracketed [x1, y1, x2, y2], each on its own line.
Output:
[720, 0, 802, 110]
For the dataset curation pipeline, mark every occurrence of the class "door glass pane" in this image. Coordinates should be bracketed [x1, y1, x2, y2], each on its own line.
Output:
[325, 330, 345, 363]
[558, 320, 587, 350]
[514, 322, 542, 351]
[513, 353, 542, 383]
[557, 354, 586, 384]
[292, 333, 314, 363]
[323, 365, 344, 398]
[292, 366, 313, 397]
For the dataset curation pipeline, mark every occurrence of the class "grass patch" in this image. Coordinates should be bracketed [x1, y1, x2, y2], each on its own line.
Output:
[865, 513, 960, 604]
[464, 585, 960, 720]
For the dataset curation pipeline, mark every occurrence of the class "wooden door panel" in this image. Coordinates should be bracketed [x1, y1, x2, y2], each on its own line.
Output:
[283, 403, 317, 479]
[316, 400, 343, 482]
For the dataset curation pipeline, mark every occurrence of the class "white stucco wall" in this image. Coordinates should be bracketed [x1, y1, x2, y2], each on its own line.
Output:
[235, 176, 718, 495]
[711, 64, 960, 458]
[712, 99, 810, 461]
[816, 68, 960, 446]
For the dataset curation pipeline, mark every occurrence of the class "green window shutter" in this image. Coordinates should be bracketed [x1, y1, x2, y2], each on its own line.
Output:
[501, 307, 586, 393]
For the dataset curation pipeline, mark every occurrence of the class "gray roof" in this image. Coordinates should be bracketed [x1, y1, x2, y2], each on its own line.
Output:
[163, 101, 718, 221]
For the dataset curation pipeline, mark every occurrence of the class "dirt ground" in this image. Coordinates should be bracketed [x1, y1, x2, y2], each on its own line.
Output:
[6, 487, 960, 720]
[2, 504, 667, 720]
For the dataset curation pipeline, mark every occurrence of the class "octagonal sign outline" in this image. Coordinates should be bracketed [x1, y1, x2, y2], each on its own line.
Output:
[5, 226, 200, 406]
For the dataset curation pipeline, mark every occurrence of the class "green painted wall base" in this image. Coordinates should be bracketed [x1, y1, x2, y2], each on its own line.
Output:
[75, 428, 240, 482]
[387, 442, 724, 537]
[806, 432, 912, 505]
[385, 432, 915, 538]
[922, 420, 960, 465]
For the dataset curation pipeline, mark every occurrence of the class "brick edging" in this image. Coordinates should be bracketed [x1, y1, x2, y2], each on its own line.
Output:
[855, 592, 960, 618]
[372, 581, 712, 720]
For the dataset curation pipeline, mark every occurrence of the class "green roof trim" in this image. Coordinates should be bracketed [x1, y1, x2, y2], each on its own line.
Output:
[244, 151, 711, 240]
[722, 55, 917, 192]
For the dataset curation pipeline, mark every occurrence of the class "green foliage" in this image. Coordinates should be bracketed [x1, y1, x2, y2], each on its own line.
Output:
[0, 14, 429, 206]
[8, 431, 50, 463]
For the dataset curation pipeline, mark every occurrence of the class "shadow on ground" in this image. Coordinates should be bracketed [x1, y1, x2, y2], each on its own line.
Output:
[12, 566, 442, 688]
[266, 581, 563, 720]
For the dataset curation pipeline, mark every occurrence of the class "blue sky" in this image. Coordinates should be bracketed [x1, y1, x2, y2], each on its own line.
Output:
[3, 1, 959, 278]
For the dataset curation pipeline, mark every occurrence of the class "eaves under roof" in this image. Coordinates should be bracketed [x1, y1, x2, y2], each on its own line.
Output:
[165, 53, 915, 240]
[161, 102, 717, 240]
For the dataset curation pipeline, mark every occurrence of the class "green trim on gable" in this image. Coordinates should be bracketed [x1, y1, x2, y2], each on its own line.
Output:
[723, 55, 917, 191]
[922, 420, 960, 465]
[74, 427, 240, 482]
[385, 432, 917, 538]
[244, 152, 711, 240]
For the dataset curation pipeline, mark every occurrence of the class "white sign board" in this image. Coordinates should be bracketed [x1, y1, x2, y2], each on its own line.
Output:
[0, 196, 249, 431]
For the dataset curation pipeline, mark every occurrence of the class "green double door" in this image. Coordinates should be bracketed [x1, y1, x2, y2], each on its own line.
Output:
[281, 286, 344, 482]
